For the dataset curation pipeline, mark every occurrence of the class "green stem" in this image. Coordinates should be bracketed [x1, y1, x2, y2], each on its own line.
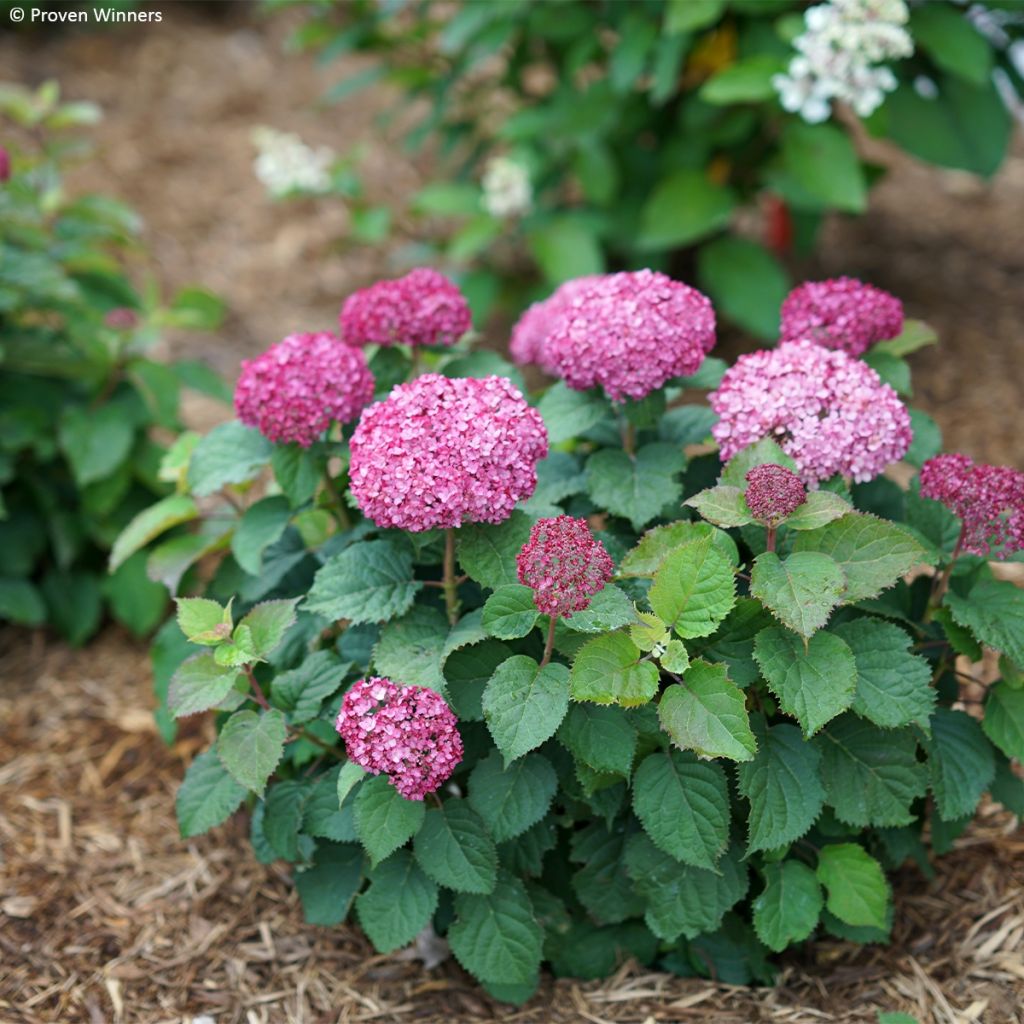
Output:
[540, 616, 557, 668]
[245, 665, 271, 711]
[621, 418, 636, 457]
[442, 527, 461, 626]
[925, 523, 966, 620]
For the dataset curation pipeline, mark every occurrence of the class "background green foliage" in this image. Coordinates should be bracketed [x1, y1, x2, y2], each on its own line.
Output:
[274, 0, 1020, 330]
[0, 81, 227, 643]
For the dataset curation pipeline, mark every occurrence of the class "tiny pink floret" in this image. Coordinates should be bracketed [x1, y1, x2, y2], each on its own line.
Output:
[509, 275, 604, 375]
[335, 677, 463, 800]
[516, 515, 614, 618]
[710, 339, 912, 484]
[920, 453, 1024, 558]
[537, 270, 716, 402]
[744, 464, 807, 524]
[349, 372, 548, 532]
[234, 331, 374, 447]
[339, 267, 472, 349]
[780, 277, 903, 357]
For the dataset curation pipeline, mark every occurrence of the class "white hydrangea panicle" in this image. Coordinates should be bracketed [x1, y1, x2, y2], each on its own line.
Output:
[772, 0, 913, 124]
[481, 155, 532, 218]
[252, 126, 334, 197]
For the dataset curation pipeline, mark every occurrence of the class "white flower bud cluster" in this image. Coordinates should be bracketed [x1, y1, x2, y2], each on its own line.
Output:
[481, 155, 532, 218]
[772, 0, 914, 124]
[252, 126, 334, 197]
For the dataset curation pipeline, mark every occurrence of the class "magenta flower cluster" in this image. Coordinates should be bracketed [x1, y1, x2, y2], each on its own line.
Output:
[339, 267, 472, 349]
[512, 269, 716, 402]
[335, 677, 463, 801]
[509, 275, 603, 375]
[349, 372, 548, 532]
[744, 464, 808, 524]
[710, 340, 912, 484]
[920, 454, 1024, 558]
[516, 516, 615, 617]
[234, 331, 375, 447]
[780, 277, 903, 357]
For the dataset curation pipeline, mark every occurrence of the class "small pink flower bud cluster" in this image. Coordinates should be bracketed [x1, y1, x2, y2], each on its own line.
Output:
[0, 146, 11, 184]
[349, 373, 548, 532]
[744, 464, 808, 524]
[780, 277, 904, 356]
[710, 339, 912, 484]
[339, 267, 471, 349]
[516, 516, 614, 617]
[513, 269, 716, 402]
[234, 332, 374, 447]
[335, 677, 463, 801]
[919, 454, 1024, 558]
[103, 307, 139, 330]
[509, 275, 603, 375]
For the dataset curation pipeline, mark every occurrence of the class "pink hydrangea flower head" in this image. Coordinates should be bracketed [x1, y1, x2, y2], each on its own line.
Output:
[516, 515, 615, 617]
[710, 339, 912, 484]
[0, 146, 11, 184]
[780, 277, 904, 356]
[234, 331, 375, 447]
[541, 270, 716, 402]
[335, 677, 463, 800]
[509, 275, 603, 375]
[349, 373, 548, 531]
[744, 463, 807, 524]
[920, 453, 1024, 558]
[339, 267, 472, 349]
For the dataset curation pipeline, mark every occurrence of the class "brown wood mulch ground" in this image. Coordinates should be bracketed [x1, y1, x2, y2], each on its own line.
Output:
[1, 627, 1022, 1024]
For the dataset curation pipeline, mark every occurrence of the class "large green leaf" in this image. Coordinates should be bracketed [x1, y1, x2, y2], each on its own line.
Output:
[109, 493, 198, 571]
[295, 842, 364, 926]
[176, 748, 247, 838]
[983, 682, 1024, 762]
[356, 850, 438, 953]
[816, 843, 890, 930]
[167, 653, 241, 718]
[216, 709, 287, 794]
[58, 403, 135, 486]
[585, 444, 685, 531]
[304, 539, 422, 624]
[752, 860, 823, 952]
[373, 605, 448, 690]
[683, 484, 755, 529]
[562, 585, 636, 634]
[482, 585, 539, 640]
[816, 715, 927, 828]
[239, 598, 299, 660]
[923, 707, 996, 820]
[569, 632, 659, 707]
[648, 535, 736, 639]
[697, 236, 789, 339]
[620, 520, 736, 577]
[536, 383, 611, 445]
[658, 660, 756, 762]
[832, 618, 936, 730]
[946, 579, 1024, 667]
[736, 718, 825, 854]
[778, 121, 867, 213]
[413, 799, 498, 895]
[753, 627, 857, 737]
[637, 168, 736, 249]
[911, 3, 992, 85]
[482, 656, 569, 765]
[272, 650, 347, 723]
[456, 511, 534, 591]
[468, 751, 557, 843]
[750, 551, 845, 638]
[187, 419, 273, 496]
[557, 703, 637, 778]
[527, 217, 604, 284]
[231, 496, 292, 575]
[632, 749, 730, 870]
[448, 873, 544, 986]
[691, 597, 773, 685]
[793, 513, 930, 604]
[353, 774, 426, 866]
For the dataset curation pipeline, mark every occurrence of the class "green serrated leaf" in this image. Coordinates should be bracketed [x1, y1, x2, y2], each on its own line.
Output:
[373, 605, 448, 691]
[187, 419, 273, 496]
[783, 491, 852, 531]
[217, 708, 287, 794]
[468, 751, 557, 843]
[482, 585, 540, 639]
[413, 799, 498, 895]
[231, 496, 292, 575]
[684, 485, 754, 528]
[562, 585, 636, 634]
[632, 749, 730, 870]
[753, 860, 823, 952]
[353, 774, 426, 866]
[558, 703, 638, 777]
[175, 597, 230, 645]
[483, 656, 569, 765]
[923, 707, 996, 820]
[295, 841, 364, 926]
[946, 579, 1024, 667]
[658, 660, 756, 762]
[816, 843, 889, 930]
[816, 715, 927, 827]
[691, 598, 773, 685]
[754, 627, 856, 736]
[585, 444, 685, 531]
[648, 535, 736, 640]
[272, 650, 348, 723]
[356, 850, 439, 953]
[537, 382, 611, 445]
[793, 513, 931, 603]
[176, 749, 247, 838]
[750, 551, 846, 638]
[302, 767, 357, 842]
[167, 653, 242, 718]
[239, 598, 299, 660]
[983, 682, 1024, 761]
[456, 511, 535, 591]
[619, 520, 736, 577]
[720, 439, 798, 488]
[737, 719, 825, 854]
[336, 761, 367, 809]
[569, 632, 659, 707]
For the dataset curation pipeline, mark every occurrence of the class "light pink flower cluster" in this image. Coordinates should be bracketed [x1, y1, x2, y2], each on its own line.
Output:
[338, 267, 471, 349]
[234, 332, 375, 447]
[509, 276, 603, 375]
[529, 270, 716, 402]
[516, 516, 614, 617]
[744, 464, 807, 524]
[780, 277, 903, 356]
[335, 677, 463, 800]
[349, 373, 548, 531]
[710, 340, 912, 484]
[919, 454, 1024, 558]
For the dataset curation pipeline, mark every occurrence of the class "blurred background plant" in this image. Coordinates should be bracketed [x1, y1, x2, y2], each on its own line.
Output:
[0, 80, 228, 644]
[267, 0, 1023, 335]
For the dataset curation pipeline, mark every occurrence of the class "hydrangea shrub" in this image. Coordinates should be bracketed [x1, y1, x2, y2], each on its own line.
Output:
[0, 82, 227, 644]
[118, 267, 1024, 999]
